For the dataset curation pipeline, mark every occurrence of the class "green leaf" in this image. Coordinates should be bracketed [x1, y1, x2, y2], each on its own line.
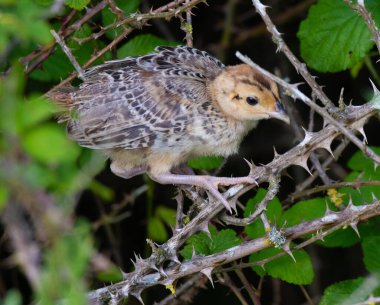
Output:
[16, 96, 57, 129]
[281, 198, 326, 227]
[37, 222, 93, 305]
[187, 156, 224, 170]
[319, 228, 360, 248]
[89, 180, 114, 201]
[181, 228, 241, 260]
[244, 188, 282, 239]
[65, 0, 90, 10]
[181, 232, 210, 260]
[147, 217, 167, 242]
[347, 147, 380, 172]
[117, 34, 180, 58]
[101, 0, 140, 40]
[298, 0, 380, 72]
[22, 123, 81, 165]
[30, 48, 73, 82]
[156, 206, 176, 227]
[250, 246, 314, 285]
[362, 236, 380, 274]
[319, 277, 379, 305]
[96, 265, 123, 282]
[210, 229, 241, 254]
[0, 185, 8, 212]
[0, 290, 22, 305]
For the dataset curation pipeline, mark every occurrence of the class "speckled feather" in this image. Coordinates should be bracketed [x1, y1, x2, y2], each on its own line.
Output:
[48, 46, 286, 176]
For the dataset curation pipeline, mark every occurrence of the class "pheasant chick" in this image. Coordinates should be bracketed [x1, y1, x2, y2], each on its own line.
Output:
[47, 46, 289, 212]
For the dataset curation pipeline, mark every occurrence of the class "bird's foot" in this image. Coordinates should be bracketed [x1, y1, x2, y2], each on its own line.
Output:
[148, 173, 256, 213]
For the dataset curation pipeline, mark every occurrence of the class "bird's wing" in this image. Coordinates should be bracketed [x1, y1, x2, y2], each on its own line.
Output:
[84, 46, 225, 81]
[67, 47, 223, 149]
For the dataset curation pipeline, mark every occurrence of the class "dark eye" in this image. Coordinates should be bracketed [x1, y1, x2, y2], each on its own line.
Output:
[246, 96, 259, 106]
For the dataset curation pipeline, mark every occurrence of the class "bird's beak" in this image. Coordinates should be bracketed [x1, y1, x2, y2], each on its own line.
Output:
[268, 101, 290, 124]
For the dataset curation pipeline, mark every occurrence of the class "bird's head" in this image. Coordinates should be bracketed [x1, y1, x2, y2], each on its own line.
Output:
[210, 64, 289, 124]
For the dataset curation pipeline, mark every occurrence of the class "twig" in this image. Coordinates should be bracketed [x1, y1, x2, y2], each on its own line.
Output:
[74, 0, 203, 45]
[299, 285, 314, 305]
[344, 0, 380, 55]
[218, 273, 250, 305]
[296, 139, 349, 192]
[234, 267, 261, 305]
[234, 0, 314, 45]
[87, 199, 380, 304]
[250, 0, 335, 111]
[284, 180, 380, 205]
[50, 30, 86, 80]
[221, 175, 280, 226]
[155, 273, 207, 305]
[22, 0, 108, 70]
[183, 0, 194, 47]
[46, 0, 207, 93]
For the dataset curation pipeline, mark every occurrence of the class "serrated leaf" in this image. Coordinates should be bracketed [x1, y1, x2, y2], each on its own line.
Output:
[244, 188, 282, 239]
[362, 236, 380, 274]
[147, 217, 167, 243]
[187, 156, 224, 170]
[21, 123, 80, 164]
[181, 228, 241, 260]
[117, 34, 179, 58]
[281, 198, 326, 227]
[210, 229, 240, 254]
[319, 277, 379, 305]
[250, 246, 314, 285]
[298, 0, 380, 72]
[65, 0, 90, 10]
[181, 232, 210, 260]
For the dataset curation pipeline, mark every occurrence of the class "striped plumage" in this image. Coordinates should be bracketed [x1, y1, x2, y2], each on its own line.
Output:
[48, 46, 288, 211]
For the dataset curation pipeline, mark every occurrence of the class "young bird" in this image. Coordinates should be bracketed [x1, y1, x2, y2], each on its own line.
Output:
[48, 46, 289, 212]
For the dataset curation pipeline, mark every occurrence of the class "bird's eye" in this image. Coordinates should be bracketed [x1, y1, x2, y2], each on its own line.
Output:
[246, 96, 259, 106]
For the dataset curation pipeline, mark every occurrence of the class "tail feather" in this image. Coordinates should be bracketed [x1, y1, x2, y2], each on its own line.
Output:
[45, 85, 76, 108]
[45, 85, 77, 123]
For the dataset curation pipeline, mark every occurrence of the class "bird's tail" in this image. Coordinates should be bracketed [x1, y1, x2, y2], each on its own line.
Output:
[45, 85, 75, 107]
[45, 85, 76, 122]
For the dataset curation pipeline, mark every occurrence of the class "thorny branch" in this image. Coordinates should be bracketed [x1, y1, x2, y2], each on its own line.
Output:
[35, 0, 380, 303]
[344, 0, 380, 55]
[86, 89, 380, 303]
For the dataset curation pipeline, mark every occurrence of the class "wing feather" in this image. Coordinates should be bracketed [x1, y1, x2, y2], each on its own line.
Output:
[65, 46, 224, 150]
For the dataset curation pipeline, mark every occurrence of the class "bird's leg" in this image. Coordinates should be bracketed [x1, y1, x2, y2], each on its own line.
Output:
[171, 164, 195, 175]
[110, 163, 147, 179]
[148, 173, 256, 213]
